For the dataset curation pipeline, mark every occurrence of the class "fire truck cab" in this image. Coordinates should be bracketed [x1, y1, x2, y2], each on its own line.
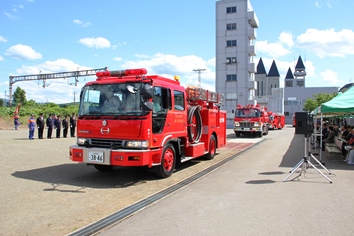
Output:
[69, 68, 226, 178]
[233, 104, 269, 137]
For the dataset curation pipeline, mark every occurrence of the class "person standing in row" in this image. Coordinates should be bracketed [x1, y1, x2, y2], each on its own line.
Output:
[46, 114, 53, 139]
[70, 113, 77, 137]
[55, 115, 62, 138]
[36, 113, 45, 139]
[62, 115, 69, 138]
[28, 114, 36, 140]
[13, 112, 20, 130]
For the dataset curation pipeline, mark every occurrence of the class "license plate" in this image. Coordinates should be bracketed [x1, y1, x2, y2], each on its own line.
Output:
[88, 151, 104, 163]
[243, 128, 250, 131]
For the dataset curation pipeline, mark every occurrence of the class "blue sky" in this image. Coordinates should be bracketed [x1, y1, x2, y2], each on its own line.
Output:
[1, 0, 353, 104]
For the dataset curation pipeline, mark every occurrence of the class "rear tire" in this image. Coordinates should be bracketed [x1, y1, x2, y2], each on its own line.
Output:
[155, 143, 176, 178]
[205, 135, 216, 160]
[94, 164, 113, 172]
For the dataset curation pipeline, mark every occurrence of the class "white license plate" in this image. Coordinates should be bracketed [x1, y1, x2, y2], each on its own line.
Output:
[88, 151, 104, 163]
[243, 128, 250, 131]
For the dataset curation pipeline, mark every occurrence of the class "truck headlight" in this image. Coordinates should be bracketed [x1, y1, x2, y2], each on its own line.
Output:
[234, 121, 240, 127]
[77, 138, 88, 146]
[125, 140, 149, 148]
[253, 122, 261, 127]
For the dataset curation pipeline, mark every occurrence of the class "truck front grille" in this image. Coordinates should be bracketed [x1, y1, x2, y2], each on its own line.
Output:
[90, 139, 123, 149]
[239, 121, 255, 128]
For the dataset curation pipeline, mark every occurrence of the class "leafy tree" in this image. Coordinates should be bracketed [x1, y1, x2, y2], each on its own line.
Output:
[13, 87, 27, 105]
[0, 99, 4, 107]
[303, 92, 337, 112]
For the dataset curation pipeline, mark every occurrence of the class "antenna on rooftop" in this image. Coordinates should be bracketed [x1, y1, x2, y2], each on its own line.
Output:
[193, 69, 206, 87]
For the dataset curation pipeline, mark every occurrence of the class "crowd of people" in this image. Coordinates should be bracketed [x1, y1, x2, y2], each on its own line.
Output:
[318, 122, 354, 164]
[25, 113, 77, 140]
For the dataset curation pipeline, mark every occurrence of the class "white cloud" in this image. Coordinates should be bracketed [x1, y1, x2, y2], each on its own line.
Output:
[319, 69, 342, 85]
[5, 44, 42, 60]
[73, 19, 91, 27]
[112, 57, 122, 62]
[79, 37, 110, 49]
[121, 53, 215, 90]
[297, 28, 354, 58]
[4, 12, 19, 20]
[0, 56, 3, 61]
[16, 58, 92, 74]
[256, 40, 291, 58]
[0, 36, 7, 43]
[279, 32, 294, 48]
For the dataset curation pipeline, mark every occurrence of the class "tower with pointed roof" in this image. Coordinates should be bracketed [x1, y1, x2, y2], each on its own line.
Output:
[255, 58, 280, 97]
[284, 67, 294, 87]
[294, 56, 306, 87]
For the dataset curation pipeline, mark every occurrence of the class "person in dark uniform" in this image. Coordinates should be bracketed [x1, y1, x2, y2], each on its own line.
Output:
[55, 115, 62, 138]
[36, 113, 45, 139]
[28, 114, 36, 140]
[62, 115, 69, 138]
[70, 113, 77, 137]
[46, 114, 53, 139]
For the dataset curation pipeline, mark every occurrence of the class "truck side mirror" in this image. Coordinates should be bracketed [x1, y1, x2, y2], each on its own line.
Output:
[142, 84, 153, 99]
[142, 101, 153, 111]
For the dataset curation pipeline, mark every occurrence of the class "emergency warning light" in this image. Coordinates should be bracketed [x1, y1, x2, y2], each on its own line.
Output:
[96, 68, 147, 77]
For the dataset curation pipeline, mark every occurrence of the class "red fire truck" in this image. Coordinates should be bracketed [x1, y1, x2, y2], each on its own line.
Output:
[267, 111, 285, 130]
[233, 104, 269, 137]
[69, 68, 226, 178]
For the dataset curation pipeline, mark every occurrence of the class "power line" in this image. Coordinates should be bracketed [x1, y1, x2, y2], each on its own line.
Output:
[8, 67, 107, 106]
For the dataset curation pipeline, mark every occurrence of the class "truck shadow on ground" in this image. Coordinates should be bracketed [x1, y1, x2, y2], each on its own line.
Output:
[11, 158, 206, 190]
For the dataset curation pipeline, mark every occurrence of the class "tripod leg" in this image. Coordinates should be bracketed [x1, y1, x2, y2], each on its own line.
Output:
[288, 159, 304, 174]
[284, 159, 304, 182]
[307, 161, 332, 183]
[309, 153, 331, 174]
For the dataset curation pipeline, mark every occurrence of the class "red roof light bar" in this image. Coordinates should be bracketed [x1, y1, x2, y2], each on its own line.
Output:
[96, 68, 147, 78]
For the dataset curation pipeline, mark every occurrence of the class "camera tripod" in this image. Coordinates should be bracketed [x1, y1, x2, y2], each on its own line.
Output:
[284, 134, 332, 183]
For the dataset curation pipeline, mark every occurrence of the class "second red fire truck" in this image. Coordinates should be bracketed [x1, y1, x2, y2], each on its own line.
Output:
[69, 68, 226, 178]
[233, 104, 269, 137]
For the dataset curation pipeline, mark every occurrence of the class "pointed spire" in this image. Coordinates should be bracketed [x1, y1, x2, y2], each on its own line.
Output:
[295, 56, 305, 70]
[267, 60, 280, 77]
[285, 67, 294, 79]
[256, 57, 267, 74]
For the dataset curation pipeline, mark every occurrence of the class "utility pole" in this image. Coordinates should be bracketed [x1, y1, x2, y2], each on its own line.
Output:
[193, 69, 206, 87]
[73, 92, 76, 105]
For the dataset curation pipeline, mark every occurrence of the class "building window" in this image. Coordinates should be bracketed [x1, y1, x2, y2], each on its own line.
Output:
[226, 6, 237, 14]
[226, 23, 237, 30]
[226, 74, 237, 81]
[226, 40, 237, 47]
[226, 57, 237, 64]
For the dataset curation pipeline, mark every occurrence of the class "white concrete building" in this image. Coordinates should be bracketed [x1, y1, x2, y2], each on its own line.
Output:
[215, 0, 259, 128]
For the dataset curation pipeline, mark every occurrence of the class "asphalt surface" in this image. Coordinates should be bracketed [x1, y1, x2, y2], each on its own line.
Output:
[99, 126, 354, 236]
[0, 126, 256, 235]
[2, 125, 354, 236]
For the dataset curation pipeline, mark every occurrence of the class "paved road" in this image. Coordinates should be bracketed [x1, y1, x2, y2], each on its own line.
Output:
[99, 126, 354, 236]
[0, 126, 261, 235]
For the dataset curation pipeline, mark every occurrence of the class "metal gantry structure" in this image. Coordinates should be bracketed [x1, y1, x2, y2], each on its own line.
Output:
[193, 69, 206, 87]
[8, 67, 107, 106]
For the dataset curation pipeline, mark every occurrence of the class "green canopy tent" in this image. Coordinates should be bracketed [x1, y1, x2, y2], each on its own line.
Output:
[310, 87, 354, 162]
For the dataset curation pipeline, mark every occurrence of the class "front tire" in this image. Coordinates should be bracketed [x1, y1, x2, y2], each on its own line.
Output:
[205, 135, 216, 160]
[155, 143, 176, 178]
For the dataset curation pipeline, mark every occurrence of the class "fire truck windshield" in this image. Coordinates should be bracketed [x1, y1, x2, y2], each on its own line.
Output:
[78, 83, 144, 116]
[235, 108, 260, 118]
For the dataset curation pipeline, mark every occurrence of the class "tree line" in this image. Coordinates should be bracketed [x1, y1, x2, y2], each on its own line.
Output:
[0, 87, 79, 122]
